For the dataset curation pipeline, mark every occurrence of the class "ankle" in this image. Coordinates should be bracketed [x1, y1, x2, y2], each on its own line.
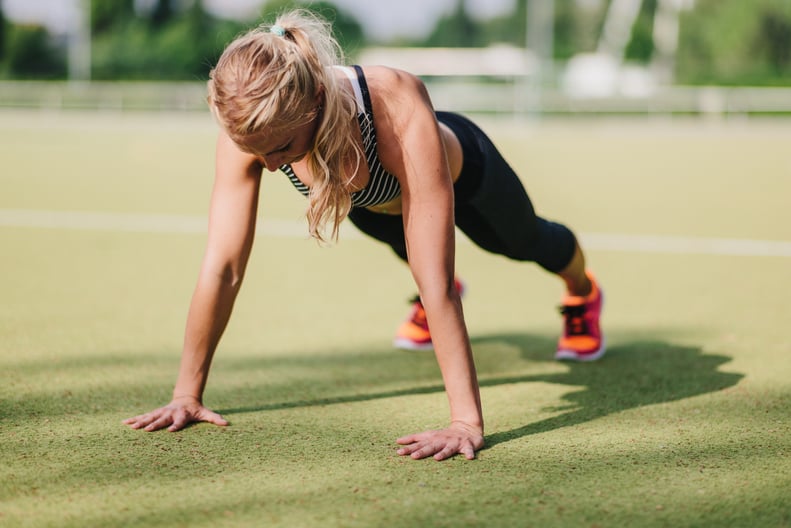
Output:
[565, 274, 592, 298]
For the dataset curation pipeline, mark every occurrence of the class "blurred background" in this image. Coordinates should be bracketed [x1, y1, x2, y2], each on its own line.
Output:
[1, 0, 790, 118]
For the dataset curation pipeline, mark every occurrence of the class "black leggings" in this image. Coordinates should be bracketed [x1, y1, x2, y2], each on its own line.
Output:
[347, 111, 577, 274]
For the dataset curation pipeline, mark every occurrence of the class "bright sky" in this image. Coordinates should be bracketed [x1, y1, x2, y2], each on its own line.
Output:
[2, 0, 516, 40]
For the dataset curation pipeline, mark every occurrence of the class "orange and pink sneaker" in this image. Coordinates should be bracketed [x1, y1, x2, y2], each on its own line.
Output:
[393, 279, 465, 351]
[555, 271, 605, 361]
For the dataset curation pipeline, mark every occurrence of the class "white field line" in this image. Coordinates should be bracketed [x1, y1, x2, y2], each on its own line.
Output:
[0, 208, 312, 239]
[1, 208, 790, 258]
[577, 232, 791, 258]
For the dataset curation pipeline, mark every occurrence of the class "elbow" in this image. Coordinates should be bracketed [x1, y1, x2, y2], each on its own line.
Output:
[418, 276, 461, 306]
[203, 261, 245, 291]
[219, 265, 245, 290]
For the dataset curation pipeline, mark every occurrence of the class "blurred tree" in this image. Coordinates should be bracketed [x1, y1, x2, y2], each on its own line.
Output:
[433, 0, 599, 60]
[677, 0, 791, 85]
[465, 0, 526, 48]
[564, 0, 609, 56]
[552, 0, 575, 58]
[150, 0, 176, 29]
[259, 0, 365, 56]
[4, 24, 66, 79]
[4, 0, 791, 86]
[424, 0, 484, 47]
[624, 0, 656, 62]
[92, 0, 135, 35]
[91, 0, 246, 80]
[756, 10, 791, 73]
[0, 0, 6, 60]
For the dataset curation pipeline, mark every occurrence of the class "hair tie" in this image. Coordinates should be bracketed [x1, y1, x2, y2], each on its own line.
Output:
[270, 25, 286, 37]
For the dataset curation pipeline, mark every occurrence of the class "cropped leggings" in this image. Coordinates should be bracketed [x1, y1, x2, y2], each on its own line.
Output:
[347, 111, 577, 274]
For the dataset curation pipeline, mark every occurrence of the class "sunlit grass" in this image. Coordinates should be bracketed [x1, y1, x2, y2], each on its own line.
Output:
[1, 110, 790, 527]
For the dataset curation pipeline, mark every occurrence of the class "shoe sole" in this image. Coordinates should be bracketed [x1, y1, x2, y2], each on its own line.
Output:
[393, 338, 434, 351]
[555, 337, 607, 362]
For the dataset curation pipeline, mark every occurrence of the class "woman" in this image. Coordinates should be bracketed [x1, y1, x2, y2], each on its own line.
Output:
[123, 10, 604, 461]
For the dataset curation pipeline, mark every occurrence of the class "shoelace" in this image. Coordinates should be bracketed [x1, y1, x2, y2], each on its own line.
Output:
[559, 304, 589, 336]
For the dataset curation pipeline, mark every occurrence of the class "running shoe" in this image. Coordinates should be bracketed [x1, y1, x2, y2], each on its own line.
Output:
[393, 278, 465, 351]
[555, 271, 605, 361]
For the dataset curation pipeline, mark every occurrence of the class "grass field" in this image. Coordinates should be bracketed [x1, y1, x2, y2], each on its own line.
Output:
[1, 109, 790, 527]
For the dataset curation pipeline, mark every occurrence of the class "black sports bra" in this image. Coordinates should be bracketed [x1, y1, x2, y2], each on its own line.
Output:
[280, 65, 402, 208]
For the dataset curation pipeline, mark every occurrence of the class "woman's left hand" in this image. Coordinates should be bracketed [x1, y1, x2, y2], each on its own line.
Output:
[396, 421, 484, 461]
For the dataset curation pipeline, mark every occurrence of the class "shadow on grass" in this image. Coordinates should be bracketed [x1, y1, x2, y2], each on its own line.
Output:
[472, 333, 744, 448]
[215, 333, 743, 447]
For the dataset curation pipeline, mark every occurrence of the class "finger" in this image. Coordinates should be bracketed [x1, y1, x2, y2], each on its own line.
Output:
[200, 410, 229, 427]
[144, 414, 174, 432]
[410, 441, 443, 460]
[123, 413, 154, 427]
[167, 410, 191, 432]
[396, 434, 421, 445]
[396, 439, 429, 457]
[411, 447, 433, 460]
[460, 443, 476, 460]
[396, 443, 418, 457]
[124, 413, 157, 430]
[433, 445, 458, 461]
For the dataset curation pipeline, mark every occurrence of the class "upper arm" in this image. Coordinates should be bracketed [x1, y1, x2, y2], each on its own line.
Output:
[203, 130, 263, 284]
[374, 69, 455, 290]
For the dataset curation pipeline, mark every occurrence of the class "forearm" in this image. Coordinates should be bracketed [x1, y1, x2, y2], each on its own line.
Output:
[422, 292, 484, 431]
[173, 271, 241, 402]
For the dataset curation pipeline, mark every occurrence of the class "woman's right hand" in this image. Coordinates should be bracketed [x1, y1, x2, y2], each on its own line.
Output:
[123, 397, 229, 432]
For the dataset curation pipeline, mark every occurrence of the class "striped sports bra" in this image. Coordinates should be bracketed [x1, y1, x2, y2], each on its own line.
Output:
[279, 65, 402, 208]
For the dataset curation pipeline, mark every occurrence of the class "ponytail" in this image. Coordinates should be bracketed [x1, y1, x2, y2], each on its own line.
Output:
[208, 9, 363, 242]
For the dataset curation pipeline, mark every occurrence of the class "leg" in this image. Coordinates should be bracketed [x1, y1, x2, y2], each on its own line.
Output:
[441, 111, 604, 361]
[347, 206, 465, 351]
[347, 207, 408, 262]
[448, 113, 579, 279]
[347, 207, 430, 349]
[558, 241, 593, 297]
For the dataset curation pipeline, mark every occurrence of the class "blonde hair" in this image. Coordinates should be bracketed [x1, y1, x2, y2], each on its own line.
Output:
[207, 9, 361, 242]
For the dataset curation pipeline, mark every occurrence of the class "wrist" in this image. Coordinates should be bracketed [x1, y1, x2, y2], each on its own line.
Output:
[172, 392, 202, 403]
[451, 420, 484, 435]
[450, 406, 483, 433]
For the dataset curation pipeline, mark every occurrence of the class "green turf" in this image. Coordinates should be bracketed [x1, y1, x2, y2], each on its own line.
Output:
[1, 110, 790, 527]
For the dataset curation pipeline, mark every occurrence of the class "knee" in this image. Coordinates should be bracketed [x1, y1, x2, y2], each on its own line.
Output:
[509, 218, 577, 273]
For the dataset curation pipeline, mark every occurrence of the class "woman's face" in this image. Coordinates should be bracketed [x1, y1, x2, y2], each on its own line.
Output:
[234, 111, 321, 171]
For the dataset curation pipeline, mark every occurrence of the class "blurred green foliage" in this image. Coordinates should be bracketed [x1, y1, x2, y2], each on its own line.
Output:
[677, 0, 791, 85]
[624, 0, 656, 63]
[89, 0, 244, 80]
[0, 2, 6, 59]
[426, 0, 603, 60]
[0, 0, 363, 81]
[0, 0, 789, 85]
[2, 23, 66, 79]
[262, 0, 365, 56]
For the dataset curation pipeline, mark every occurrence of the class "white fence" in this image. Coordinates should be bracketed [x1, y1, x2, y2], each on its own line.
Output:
[3, 79, 790, 117]
[2, 45, 791, 117]
[0, 81, 209, 112]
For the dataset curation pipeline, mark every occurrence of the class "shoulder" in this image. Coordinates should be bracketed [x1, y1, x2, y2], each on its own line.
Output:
[357, 65, 433, 131]
[358, 65, 427, 100]
[354, 66, 440, 177]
